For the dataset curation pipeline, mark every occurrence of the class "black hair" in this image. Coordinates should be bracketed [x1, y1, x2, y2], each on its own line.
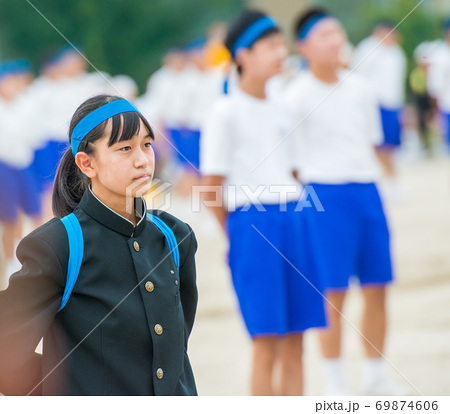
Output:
[225, 9, 280, 74]
[373, 19, 396, 31]
[52, 94, 154, 218]
[293, 7, 330, 39]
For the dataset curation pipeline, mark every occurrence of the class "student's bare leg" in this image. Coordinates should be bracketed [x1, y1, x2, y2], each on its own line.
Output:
[361, 285, 386, 358]
[13, 214, 23, 240]
[318, 290, 346, 358]
[318, 290, 349, 395]
[251, 336, 277, 395]
[43, 188, 54, 222]
[360, 285, 407, 395]
[278, 334, 303, 395]
[2, 220, 17, 262]
[376, 148, 395, 178]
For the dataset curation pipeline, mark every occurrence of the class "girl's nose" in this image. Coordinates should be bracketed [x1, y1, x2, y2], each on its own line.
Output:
[134, 147, 150, 168]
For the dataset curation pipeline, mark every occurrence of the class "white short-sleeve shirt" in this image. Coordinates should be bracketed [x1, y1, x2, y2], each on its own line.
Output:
[282, 70, 383, 185]
[427, 41, 450, 113]
[352, 36, 407, 109]
[200, 88, 302, 211]
[0, 95, 37, 168]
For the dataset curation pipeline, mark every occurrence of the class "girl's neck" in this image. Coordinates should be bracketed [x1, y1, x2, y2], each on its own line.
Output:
[239, 74, 267, 100]
[90, 184, 139, 227]
[309, 63, 340, 84]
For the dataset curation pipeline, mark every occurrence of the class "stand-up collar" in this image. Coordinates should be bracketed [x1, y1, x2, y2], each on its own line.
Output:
[78, 187, 147, 237]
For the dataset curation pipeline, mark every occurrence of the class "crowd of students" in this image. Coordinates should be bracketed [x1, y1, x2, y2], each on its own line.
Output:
[0, 6, 449, 396]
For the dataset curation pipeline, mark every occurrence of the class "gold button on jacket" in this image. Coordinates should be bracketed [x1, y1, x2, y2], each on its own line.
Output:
[133, 241, 140, 252]
[154, 324, 163, 335]
[156, 368, 164, 379]
[145, 281, 154, 292]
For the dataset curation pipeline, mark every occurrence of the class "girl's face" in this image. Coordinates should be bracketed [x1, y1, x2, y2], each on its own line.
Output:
[238, 32, 288, 81]
[78, 119, 155, 205]
[297, 19, 347, 69]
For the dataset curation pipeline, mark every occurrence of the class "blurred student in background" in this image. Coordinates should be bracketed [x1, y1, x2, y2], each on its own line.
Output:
[410, 42, 435, 155]
[201, 9, 326, 396]
[0, 60, 42, 285]
[352, 21, 407, 196]
[285, 8, 407, 396]
[427, 18, 450, 151]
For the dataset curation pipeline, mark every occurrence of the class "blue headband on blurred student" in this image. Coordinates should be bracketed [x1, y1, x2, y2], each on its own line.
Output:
[71, 100, 140, 157]
[298, 14, 332, 41]
[231, 16, 278, 58]
[443, 17, 450, 30]
[0, 59, 32, 79]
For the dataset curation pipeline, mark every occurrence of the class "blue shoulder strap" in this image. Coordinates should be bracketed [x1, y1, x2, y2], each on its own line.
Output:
[57, 212, 179, 313]
[58, 213, 84, 312]
[147, 213, 180, 270]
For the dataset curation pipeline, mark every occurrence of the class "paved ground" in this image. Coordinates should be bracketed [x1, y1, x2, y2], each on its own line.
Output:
[167, 154, 450, 396]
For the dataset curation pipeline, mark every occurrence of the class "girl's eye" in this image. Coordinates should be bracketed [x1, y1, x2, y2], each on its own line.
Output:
[120, 146, 131, 152]
[144, 142, 153, 148]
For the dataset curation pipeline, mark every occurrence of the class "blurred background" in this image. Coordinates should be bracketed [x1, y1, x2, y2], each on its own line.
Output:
[0, 0, 447, 93]
[0, 0, 449, 396]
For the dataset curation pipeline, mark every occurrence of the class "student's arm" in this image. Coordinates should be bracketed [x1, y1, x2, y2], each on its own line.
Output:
[281, 82, 305, 184]
[361, 78, 384, 147]
[0, 228, 64, 396]
[199, 98, 233, 230]
[201, 175, 228, 230]
[427, 55, 445, 100]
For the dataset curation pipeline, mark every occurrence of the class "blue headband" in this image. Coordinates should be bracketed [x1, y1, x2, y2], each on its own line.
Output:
[0, 59, 32, 79]
[231, 16, 278, 58]
[298, 14, 332, 40]
[71, 100, 140, 157]
[443, 18, 450, 30]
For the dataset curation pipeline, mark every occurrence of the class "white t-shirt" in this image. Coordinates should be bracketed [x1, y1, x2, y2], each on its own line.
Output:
[157, 66, 197, 129]
[0, 95, 37, 168]
[200, 88, 302, 211]
[27, 72, 112, 145]
[427, 41, 450, 113]
[282, 70, 383, 185]
[137, 67, 177, 126]
[352, 36, 407, 109]
[185, 68, 224, 130]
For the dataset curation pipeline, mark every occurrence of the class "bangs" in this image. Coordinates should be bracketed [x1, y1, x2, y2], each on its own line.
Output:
[107, 111, 154, 147]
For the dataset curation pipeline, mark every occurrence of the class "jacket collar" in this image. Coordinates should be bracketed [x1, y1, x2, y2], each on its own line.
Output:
[78, 187, 147, 237]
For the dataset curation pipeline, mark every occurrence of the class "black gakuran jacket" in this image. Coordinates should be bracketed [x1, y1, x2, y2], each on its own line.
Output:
[0, 188, 198, 395]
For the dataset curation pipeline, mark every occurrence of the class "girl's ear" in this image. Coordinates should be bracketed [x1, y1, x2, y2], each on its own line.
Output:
[235, 48, 249, 69]
[75, 152, 97, 179]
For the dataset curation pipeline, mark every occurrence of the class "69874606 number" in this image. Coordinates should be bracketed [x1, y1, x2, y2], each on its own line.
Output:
[376, 401, 438, 411]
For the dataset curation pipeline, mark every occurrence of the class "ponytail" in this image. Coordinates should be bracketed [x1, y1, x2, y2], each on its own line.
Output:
[52, 147, 89, 218]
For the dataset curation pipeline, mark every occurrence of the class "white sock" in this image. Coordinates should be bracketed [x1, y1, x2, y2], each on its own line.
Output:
[322, 358, 349, 394]
[362, 358, 385, 385]
[362, 358, 411, 395]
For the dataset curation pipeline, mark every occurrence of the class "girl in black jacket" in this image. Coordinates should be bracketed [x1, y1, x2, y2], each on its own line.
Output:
[0, 94, 198, 396]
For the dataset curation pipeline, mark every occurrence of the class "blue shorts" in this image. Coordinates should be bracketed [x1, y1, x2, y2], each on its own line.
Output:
[32, 139, 68, 191]
[378, 107, 402, 148]
[0, 162, 42, 222]
[0, 161, 20, 221]
[17, 165, 42, 218]
[440, 111, 450, 146]
[227, 201, 327, 337]
[168, 128, 200, 171]
[308, 183, 393, 291]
